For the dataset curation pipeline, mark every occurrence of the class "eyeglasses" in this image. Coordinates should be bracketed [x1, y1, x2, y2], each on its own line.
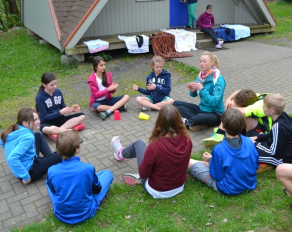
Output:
[80, 139, 83, 144]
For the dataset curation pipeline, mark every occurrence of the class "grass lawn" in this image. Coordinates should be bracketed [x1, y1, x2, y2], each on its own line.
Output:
[2, 1, 292, 231]
[248, 0, 292, 46]
[11, 169, 292, 232]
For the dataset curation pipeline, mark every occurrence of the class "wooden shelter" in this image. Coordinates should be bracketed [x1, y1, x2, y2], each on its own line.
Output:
[21, 0, 276, 62]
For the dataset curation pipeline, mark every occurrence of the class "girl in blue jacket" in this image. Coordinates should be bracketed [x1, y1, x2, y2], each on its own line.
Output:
[173, 51, 225, 131]
[0, 108, 61, 184]
[133, 56, 172, 111]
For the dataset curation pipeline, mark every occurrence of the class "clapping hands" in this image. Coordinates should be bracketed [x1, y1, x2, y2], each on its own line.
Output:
[107, 82, 119, 91]
[188, 82, 203, 92]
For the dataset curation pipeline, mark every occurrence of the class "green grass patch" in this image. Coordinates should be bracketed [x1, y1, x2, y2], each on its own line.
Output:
[165, 61, 200, 84]
[11, 170, 292, 232]
[248, 1, 292, 44]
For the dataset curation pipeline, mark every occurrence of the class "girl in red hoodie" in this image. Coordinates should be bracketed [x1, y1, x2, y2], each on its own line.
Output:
[197, 5, 224, 49]
[111, 105, 192, 198]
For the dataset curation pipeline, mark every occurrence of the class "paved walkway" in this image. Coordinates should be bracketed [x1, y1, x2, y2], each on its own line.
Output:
[0, 40, 292, 231]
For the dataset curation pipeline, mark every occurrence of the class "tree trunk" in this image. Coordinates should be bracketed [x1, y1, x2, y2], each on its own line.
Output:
[7, 0, 19, 15]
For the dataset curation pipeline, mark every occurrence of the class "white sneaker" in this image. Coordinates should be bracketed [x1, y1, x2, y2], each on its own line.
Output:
[111, 136, 125, 161]
[181, 117, 187, 124]
[140, 105, 152, 111]
[123, 173, 140, 186]
[218, 40, 224, 46]
[215, 44, 222, 49]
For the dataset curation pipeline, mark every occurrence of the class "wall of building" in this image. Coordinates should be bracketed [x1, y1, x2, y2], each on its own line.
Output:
[83, 0, 169, 37]
[23, 0, 60, 49]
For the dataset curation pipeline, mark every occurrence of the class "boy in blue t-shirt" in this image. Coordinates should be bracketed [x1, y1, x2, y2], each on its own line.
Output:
[188, 108, 258, 195]
[46, 130, 113, 224]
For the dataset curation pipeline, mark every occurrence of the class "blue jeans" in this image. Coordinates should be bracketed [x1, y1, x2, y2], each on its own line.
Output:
[92, 95, 126, 111]
[201, 28, 219, 44]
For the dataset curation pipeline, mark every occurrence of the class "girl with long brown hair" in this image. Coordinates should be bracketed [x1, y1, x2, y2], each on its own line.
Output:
[111, 105, 192, 198]
[87, 56, 129, 120]
[0, 108, 61, 184]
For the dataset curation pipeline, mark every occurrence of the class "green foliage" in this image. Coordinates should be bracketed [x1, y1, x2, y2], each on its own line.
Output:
[278, 0, 292, 4]
[0, 0, 21, 32]
[98, 52, 113, 61]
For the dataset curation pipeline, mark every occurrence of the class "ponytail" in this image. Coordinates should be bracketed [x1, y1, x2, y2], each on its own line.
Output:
[1, 124, 19, 144]
[1, 108, 35, 144]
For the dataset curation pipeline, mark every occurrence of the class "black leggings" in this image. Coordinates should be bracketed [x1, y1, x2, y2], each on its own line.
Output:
[29, 132, 62, 182]
[173, 101, 221, 127]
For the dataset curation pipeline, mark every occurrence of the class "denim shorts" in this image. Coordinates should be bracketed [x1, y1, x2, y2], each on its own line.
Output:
[92, 95, 124, 110]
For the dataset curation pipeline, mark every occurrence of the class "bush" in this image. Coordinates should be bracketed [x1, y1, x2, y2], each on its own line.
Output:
[0, 0, 21, 32]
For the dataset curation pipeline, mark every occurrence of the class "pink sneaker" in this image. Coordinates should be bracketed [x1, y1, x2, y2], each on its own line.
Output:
[72, 123, 85, 131]
[111, 136, 125, 161]
[218, 40, 224, 46]
[48, 134, 58, 142]
[123, 173, 140, 186]
[215, 44, 222, 49]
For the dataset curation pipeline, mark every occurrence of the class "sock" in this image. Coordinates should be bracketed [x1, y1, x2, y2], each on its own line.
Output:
[118, 148, 124, 158]
[217, 128, 225, 135]
[106, 110, 111, 116]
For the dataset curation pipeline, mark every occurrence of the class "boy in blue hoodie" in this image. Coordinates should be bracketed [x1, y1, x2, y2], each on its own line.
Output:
[133, 55, 172, 111]
[46, 130, 113, 224]
[188, 108, 258, 195]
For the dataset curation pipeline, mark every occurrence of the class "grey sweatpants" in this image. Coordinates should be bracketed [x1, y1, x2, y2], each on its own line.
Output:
[122, 140, 149, 193]
[189, 162, 219, 192]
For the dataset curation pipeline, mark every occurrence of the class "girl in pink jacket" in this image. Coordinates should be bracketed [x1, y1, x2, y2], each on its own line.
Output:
[87, 56, 129, 120]
[197, 5, 224, 49]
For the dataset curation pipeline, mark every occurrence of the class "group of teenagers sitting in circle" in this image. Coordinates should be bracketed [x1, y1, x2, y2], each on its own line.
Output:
[1, 51, 292, 225]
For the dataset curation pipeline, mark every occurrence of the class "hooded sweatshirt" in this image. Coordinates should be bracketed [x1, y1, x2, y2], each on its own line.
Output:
[35, 89, 66, 123]
[139, 134, 192, 191]
[197, 12, 215, 30]
[137, 69, 171, 103]
[210, 135, 258, 195]
[0, 125, 35, 181]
